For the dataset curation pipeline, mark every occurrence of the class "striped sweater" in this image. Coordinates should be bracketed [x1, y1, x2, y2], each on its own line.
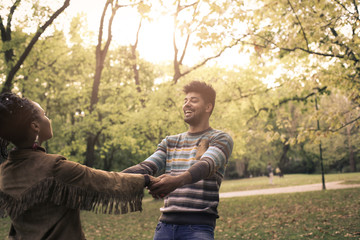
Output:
[125, 128, 233, 227]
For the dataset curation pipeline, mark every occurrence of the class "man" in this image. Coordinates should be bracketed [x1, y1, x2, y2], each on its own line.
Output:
[123, 81, 233, 240]
[267, 162, 273, 184]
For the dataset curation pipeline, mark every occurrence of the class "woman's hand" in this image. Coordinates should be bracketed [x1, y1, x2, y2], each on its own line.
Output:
[147, 172, 192, 199]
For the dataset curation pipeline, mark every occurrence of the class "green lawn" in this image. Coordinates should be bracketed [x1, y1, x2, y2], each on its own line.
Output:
[220, 172, 360, 193]
[0, 173, 359, 239]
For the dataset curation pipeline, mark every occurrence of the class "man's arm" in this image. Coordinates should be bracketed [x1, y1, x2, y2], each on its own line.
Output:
[149, 132, 233, 197]
[148, 160, 212, 197]
[122, 161, 158, 175]
[122, 139, 168, 176]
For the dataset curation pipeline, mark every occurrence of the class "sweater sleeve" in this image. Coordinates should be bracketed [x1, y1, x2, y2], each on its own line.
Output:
[200, 132, 234, 176]
[186, 132, 233, 183]
[123, 138, 168, 176]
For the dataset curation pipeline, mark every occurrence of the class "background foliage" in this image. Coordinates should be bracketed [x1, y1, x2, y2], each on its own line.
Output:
[1, 0, 359, 177]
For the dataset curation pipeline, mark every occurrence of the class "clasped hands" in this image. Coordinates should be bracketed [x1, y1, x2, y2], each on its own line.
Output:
[147, 174, 183, 199]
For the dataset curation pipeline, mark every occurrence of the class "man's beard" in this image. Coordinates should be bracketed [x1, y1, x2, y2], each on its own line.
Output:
[183, 109, 205, 125]
[184, 116, 200, 125]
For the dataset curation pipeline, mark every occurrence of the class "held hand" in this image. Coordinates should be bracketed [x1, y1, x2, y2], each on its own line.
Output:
[147, 175, 160, 188]
[148, 174, 179, 198]
[148, 172, 192, 199]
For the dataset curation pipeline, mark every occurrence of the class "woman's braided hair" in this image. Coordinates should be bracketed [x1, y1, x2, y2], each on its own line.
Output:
[0, 93, 40, 158]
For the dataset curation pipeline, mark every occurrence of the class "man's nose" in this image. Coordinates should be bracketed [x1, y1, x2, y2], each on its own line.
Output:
[183, 101, 191, 108]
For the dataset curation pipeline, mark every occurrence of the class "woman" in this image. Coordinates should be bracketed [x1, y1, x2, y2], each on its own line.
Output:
[0, 92, 152, 239]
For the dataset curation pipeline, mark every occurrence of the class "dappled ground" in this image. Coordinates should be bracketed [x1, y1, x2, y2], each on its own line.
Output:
[0, 174, 358, 239]
[0, 188, 357, 239]
[219, 173, 360, 193]
[220, 180, 360, 198]
[216, 188, 360, 239]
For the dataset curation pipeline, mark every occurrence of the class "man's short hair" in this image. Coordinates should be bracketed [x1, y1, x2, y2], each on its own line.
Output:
[183, 81, 216, 114]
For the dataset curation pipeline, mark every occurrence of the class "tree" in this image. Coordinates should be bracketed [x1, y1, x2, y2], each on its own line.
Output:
[158, 0, 242, 84]
[232, 0, 360, 122]
[85, 0, 142, 167]
[0, 0, 70, 93]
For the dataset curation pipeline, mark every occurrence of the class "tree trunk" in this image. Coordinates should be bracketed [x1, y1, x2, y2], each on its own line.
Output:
[131, 19, 142, 93]
[346, 125, 356, 172]
[279, 143, 290, 171]
[84, 135, 96, 167]
[85, 0, 121, 167]
[103, 147, 115, 171]
[0, 0, 20, 63]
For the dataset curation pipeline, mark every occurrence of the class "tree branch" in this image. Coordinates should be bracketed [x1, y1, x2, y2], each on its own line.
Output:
[353, 0, 360, 20]
[179, 2, 199, 65]
[97, 0, 111, 59]
[178, 1, 198, 11]
[6, 0, 21, 33]
[329, 115, 360, 132]
[333, 0, 356, 16]
[0, 17, 5, 41]
[0, 0, 21, 64]
[247, 87, 328, 124]
[248, 35, 359, 63]
[180, 38, 242, 78]
[246, 107, 270, 124]
[287, 0, 309, 51]
[1, 0, 70, 93]
[131, 18, 143, 92]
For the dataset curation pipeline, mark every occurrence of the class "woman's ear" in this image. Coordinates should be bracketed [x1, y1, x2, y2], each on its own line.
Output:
[30, 121, 40, 132]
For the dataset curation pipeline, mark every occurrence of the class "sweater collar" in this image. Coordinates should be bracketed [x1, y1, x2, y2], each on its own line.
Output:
[187, 127, 212, 136]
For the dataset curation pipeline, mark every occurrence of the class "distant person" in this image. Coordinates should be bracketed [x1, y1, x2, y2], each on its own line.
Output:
[275, 167, 283, 177]
[123, 81, 234, 240]
[0, 92, 155, 239]
[267, 162, 273, 184]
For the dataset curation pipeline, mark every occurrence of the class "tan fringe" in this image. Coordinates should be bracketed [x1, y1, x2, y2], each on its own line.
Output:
[0, 177, 143, 219]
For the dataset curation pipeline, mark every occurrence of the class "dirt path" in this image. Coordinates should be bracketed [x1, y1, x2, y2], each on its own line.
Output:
[219, 181, 360, 198]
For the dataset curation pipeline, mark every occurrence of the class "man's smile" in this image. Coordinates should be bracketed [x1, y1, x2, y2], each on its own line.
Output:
[184, 109, 194, 117]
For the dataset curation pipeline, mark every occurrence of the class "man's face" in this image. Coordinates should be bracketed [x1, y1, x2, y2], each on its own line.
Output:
[182, 92, 211, 126]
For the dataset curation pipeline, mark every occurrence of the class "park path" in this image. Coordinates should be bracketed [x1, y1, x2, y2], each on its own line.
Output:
[219, 181, 360, 198]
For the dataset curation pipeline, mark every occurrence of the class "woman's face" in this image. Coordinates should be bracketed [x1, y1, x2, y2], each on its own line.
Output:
[32, 101, 53, 144]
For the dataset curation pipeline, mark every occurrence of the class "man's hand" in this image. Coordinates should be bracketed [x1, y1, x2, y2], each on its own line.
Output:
[148, 172, 192, 199]
[148, 175, 160, 188]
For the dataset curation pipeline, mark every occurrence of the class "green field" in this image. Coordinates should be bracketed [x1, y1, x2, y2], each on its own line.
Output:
[220, 172, 360, 193]
[0, 173, 359, 239]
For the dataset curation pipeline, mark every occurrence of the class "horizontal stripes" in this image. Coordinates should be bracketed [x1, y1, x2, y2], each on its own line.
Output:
[141, 128, 233, 225]
[168, 191, 219, 202]
[162, 197, 218, 211]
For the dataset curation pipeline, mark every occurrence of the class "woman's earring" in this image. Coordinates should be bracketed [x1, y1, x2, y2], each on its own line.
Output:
[32, 135, 39, 150]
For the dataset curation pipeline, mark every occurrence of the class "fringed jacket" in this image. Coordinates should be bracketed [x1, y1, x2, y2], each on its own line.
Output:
[0, 147, 145, 240]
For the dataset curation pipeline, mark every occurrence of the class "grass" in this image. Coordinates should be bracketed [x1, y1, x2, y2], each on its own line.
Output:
[216, 188, 360, 239]
[220, 172, 360, 193]
[0, 173, 359, 239]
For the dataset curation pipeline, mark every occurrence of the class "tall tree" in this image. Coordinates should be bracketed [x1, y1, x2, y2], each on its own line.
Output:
[85, 0, 144, 167]
[85, 0, 121, 167]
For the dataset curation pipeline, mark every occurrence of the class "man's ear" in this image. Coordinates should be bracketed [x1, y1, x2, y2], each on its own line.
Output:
[205, 103, 213, 113]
